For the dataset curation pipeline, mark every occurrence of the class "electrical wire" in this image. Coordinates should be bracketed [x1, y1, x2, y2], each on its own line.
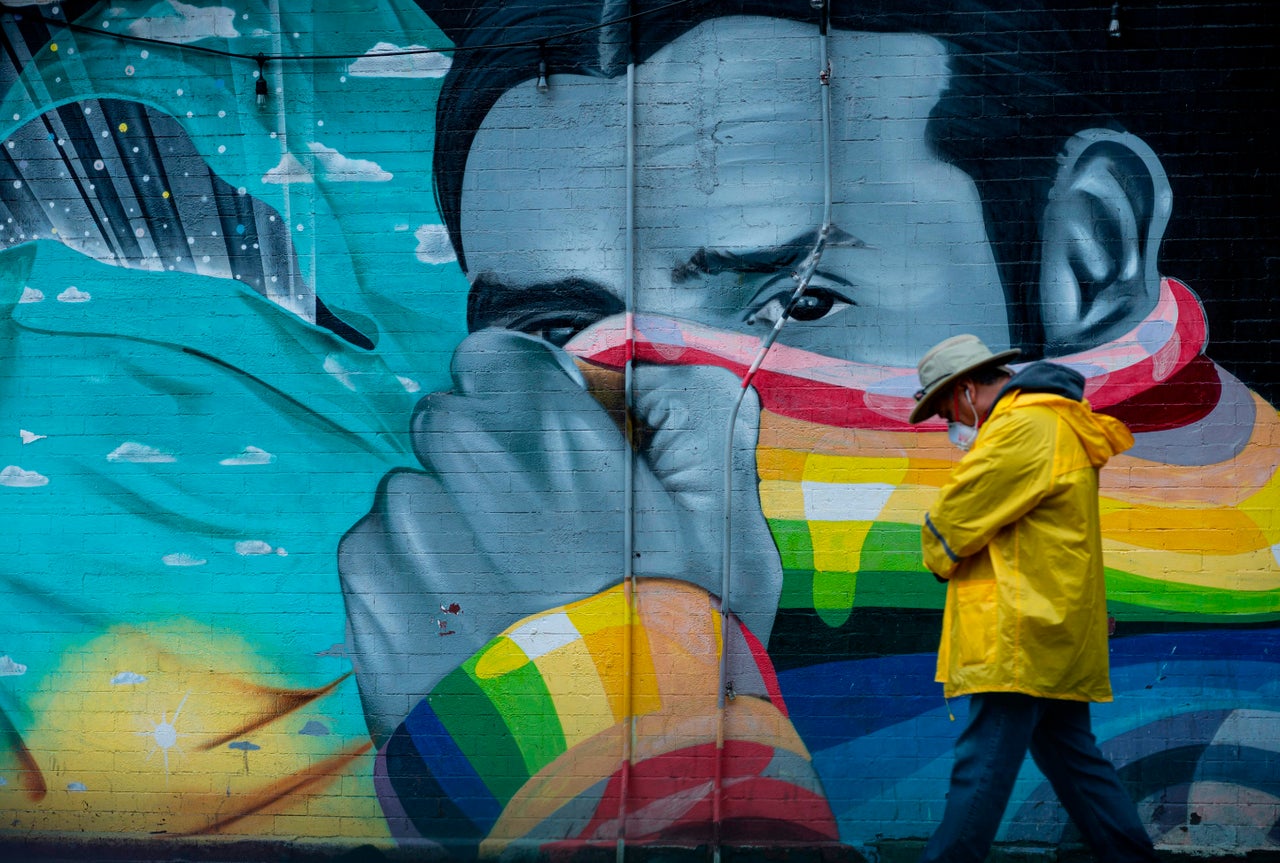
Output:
[28, 0, 696, 64]
[712, 3, 834, 858]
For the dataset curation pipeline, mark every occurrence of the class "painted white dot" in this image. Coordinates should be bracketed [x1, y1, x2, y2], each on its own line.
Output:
[217, 145, 226, 154]
[316, 120, 324, 127]
[295, 224, 304, 232]
[218, 110, 226, 118]
[11, 181, 21, 189]
[140, 50, 149, 59]
[125, 65, 135, 76]
[201, 255, 211, 263]
[237, 187, 246, 195]
[134, 228, 144, 238]
[176, 88, 183, 96]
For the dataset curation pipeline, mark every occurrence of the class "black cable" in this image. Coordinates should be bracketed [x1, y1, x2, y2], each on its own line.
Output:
[29, 0, 696, 64]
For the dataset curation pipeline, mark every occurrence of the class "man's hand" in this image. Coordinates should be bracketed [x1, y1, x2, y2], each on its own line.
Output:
[338, 329, 783, 744]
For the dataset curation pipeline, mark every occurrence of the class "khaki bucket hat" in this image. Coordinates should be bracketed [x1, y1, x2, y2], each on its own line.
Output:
[909, 334, 1021, 424]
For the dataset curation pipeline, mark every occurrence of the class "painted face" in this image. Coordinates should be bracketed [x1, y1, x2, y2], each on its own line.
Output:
[460, 17, 1010, 368]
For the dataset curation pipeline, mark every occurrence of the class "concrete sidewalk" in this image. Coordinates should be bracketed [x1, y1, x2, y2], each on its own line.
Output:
[3, 836, 1280, 862]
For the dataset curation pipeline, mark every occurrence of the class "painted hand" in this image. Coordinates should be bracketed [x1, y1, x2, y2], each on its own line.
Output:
[337, 329, 783, 744]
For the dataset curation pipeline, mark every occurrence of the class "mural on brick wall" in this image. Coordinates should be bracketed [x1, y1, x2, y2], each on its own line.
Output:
[1, 0, 1278, 855]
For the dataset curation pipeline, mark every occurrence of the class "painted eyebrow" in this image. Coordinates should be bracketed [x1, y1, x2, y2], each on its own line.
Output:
[467, 274, 625, 334]
[671, 226, 866, 283]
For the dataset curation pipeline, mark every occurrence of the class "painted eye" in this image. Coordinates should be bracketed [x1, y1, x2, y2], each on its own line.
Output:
[514, 314, 600, 346]
[790, 289, 837, 321]
[746, 286, 853, 327]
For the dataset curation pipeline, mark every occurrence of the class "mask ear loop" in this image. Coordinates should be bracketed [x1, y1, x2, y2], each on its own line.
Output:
[964, 386, 982, 433]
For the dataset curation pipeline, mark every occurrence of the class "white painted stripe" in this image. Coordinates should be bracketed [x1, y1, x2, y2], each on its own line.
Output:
[801, 481, 896, 522]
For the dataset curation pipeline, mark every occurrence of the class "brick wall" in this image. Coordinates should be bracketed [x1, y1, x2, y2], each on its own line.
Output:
[1, 0, 1277, 857]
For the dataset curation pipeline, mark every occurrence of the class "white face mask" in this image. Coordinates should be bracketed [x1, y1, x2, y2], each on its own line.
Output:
[947, 420, 979, 451]
[946, 388, 980, 451]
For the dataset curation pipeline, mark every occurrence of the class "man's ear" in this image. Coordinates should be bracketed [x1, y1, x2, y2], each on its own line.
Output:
[1038, 129, 1173, 355]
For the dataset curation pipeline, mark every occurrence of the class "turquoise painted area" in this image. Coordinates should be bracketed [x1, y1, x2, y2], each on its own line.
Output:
[1, 0, 469, 399]
[0, 241, 430, 738]
[0, 1, 471, 745]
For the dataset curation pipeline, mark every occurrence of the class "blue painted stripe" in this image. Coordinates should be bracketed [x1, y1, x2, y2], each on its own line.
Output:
[402, 697, 503, 829]
[925, 514, 960, 564]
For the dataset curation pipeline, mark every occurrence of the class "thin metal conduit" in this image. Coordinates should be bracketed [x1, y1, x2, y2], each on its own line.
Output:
[713, 3, 835, 858]
[618, 25, 638, 863]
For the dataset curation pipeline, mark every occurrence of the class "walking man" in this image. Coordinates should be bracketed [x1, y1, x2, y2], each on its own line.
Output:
[910, 334, 1160, 862]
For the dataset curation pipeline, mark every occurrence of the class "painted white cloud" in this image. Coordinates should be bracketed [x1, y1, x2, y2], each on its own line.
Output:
[163, 553, 207, 567]
[107, 442, 176, 463]
[264, 146, 392, 184]
[236, 540, 286, 556]
[20, 429, 47, 444]
[110, 671, 147, 685]
[1, 465, 48, 487]
[128, 0, 238, 43]
[220, 446, 275, 466]
[348, 42, 452, 79]
[397, 376, 421, 394]
[307, 143, 392, 182]
[263, 152, 313, 185]
[57, 286, 91, 303]
[236, 540, 273, 555]
[19, 287, 43, 303]
[323, 355, 358, 391]
[0, 655, 27, 676]
[414, 223, 456, 265]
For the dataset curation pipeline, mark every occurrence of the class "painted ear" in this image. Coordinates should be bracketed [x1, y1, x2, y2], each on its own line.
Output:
[1038, 129, 1172, 354]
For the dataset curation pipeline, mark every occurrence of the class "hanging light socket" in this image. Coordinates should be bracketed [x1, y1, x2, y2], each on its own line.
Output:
[255, 54, 269, 107]
[1108, 2, 1123, 43]
[536, 41, 549, 93]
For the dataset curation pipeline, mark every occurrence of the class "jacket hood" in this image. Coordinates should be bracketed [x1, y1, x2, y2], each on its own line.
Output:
[999, 361, 1085, 401]
[993, 362, 1133, 467]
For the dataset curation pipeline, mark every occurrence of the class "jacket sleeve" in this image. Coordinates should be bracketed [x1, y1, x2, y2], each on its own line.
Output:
[922, 408, 1057, 579]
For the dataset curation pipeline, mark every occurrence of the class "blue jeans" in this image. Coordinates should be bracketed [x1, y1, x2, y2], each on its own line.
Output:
[920, 692, 1159, 863]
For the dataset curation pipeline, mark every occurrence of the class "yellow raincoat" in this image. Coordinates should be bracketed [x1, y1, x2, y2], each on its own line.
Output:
[922, 364, 1135, 702]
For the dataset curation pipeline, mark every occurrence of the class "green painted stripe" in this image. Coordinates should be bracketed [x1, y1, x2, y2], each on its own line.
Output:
[768, 519, 814, 571]
[429, 660, 531, 805]
[466, 652, 567, 781]
[1105, 567, 1280, 618]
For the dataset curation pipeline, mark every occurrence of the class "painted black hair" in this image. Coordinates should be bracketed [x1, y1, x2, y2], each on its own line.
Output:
[417, 0, 1118, 354]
